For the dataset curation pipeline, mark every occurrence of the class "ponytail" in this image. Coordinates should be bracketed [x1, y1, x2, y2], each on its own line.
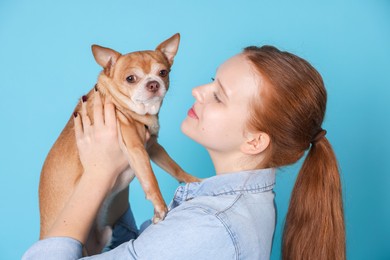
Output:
[282, 137, 345, 260]
[243, 45, 346, 259]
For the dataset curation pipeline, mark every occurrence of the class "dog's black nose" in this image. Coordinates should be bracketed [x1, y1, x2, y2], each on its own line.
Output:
[146, 81, 160, 93]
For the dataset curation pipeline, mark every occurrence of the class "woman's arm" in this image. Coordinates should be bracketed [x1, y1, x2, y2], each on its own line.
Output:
[46, 92, 129, 244]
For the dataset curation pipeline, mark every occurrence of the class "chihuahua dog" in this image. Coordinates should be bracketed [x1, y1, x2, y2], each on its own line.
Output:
[39, 33, 198, 255]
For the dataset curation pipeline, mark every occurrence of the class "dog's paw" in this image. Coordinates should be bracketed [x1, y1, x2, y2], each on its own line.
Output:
[152, 206, 168, 224]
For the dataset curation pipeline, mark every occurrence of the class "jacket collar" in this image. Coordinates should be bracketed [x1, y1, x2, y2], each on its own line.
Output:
[170, 168, 275, 208]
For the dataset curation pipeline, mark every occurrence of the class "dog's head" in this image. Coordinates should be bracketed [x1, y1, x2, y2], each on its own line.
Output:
[92, 33, 180, 115]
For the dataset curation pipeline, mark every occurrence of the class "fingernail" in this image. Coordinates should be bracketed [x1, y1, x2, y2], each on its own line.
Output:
[82, 95, 87, 103]
[94, 84, 98, 92]
[73, 112, 78, 118]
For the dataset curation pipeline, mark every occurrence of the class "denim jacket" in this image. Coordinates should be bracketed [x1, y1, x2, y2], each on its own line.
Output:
[23, 168, 276, 260]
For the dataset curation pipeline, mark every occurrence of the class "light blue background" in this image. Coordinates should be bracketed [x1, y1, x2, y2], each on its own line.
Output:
[1, 0, 389, 259]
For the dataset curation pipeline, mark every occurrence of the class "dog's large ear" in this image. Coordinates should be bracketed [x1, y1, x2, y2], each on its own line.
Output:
[92, 45, 121, 76]
[156, 33, 180, 66]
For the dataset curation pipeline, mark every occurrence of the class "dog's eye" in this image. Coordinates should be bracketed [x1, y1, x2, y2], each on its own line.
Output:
[126, 75, 137, 83]
[159, 70, 168, 77]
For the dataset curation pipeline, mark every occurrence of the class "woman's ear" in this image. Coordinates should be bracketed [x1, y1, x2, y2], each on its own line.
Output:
[241, 131, 270, 155]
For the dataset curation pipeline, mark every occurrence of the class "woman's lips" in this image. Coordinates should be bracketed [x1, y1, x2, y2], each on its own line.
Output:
[187, 106, 198, 119]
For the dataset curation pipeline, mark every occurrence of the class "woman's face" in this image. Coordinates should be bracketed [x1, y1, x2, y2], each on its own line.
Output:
[181, 54, 262, 155]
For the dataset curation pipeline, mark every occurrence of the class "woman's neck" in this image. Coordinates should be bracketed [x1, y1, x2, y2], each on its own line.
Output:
[208, 150, 262, 175]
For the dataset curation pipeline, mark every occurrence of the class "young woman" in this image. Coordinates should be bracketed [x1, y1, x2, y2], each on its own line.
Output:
[23, 45, 345, 259]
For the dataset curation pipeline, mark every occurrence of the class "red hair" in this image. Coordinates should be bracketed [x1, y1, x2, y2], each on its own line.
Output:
[243, 46, 345, 260]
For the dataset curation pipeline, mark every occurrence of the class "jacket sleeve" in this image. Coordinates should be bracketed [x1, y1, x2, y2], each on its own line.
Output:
[22, 207, 236, 260]
[22, 206, 138, 260]
[21, 237, 83, 260]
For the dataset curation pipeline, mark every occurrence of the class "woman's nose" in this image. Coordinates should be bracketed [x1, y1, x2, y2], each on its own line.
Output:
[192, 85, 205, 103]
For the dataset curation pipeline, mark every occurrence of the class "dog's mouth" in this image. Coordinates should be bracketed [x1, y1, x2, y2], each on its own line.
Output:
[135, 96, 163, 104]
[130, 95, 164, 115]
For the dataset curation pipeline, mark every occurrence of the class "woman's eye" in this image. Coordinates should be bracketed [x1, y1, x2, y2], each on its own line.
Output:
[159, 70, 168, 77]
[213, 93, 222, 103]
[126, 75, 136, 83]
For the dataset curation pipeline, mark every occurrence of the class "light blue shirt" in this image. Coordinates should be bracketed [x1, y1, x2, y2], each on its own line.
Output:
[23, 168, 276, 260]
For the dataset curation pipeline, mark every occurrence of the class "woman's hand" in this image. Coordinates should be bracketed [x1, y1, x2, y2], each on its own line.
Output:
[74, 91, 128, 185]
[45, 91, 130, 243]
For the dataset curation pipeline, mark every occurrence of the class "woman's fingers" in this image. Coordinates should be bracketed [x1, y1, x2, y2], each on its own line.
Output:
[74, 93, 120, 141]
[81, 96, 91, 133]
[104, 97, 117, 128]
[73, 112, 83, 140]
[93, 90, 104, 127]
[77, 93, 118, 131]
[117, 120, 126, 151]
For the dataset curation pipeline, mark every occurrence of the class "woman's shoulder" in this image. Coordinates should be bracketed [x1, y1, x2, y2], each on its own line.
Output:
[171, 192, 274, 235]
[135, 203, 238, 259]
[165, 193, 275, 259]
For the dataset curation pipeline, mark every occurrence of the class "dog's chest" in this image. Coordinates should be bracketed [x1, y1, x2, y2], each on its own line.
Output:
[96, 168, 135, 227]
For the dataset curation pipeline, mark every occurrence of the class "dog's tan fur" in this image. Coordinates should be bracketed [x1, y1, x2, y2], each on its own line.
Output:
[39, 34, 198, 255]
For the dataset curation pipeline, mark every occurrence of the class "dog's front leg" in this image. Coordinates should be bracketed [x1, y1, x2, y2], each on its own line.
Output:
[119, 120, 167, 223]
[147, 137, 200, 183]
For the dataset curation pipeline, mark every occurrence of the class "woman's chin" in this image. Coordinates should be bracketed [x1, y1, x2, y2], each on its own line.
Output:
[181, 119, 198, 141]
[180, 119, 190, 136]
